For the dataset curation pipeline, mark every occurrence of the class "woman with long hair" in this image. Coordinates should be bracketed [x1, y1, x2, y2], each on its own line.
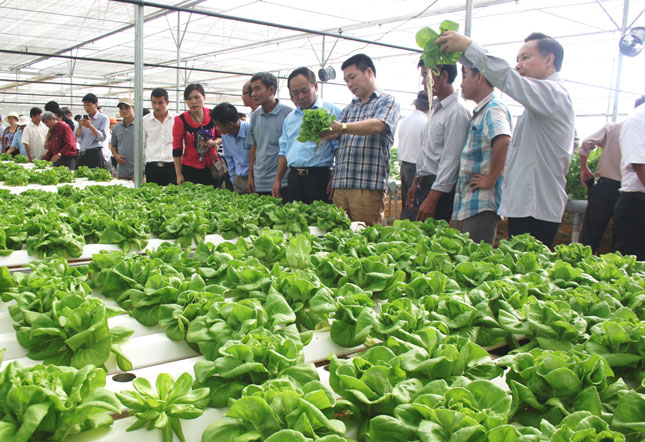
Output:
[172, 83, 223, 187]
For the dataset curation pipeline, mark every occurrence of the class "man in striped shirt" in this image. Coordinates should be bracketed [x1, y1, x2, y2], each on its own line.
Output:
[453, 60, 512, 244]
[324, 53, 400, 226]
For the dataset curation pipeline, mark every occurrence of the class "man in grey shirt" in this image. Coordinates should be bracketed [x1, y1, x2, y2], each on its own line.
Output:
[111, 98, 135, 180]
[76, 93, 109, 169]
[436, 31, 575, 247]
[247, 71, 292, 197]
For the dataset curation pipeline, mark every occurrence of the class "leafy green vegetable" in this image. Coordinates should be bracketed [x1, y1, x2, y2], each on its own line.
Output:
[0, 361, 121, 441]
[416, 20, 462, 73]
[116, 372, 209, 442]
[297, 108, 336, 143]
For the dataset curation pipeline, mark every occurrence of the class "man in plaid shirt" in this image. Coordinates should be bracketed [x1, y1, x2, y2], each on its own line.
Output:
[453, 59, 512, 244]
[324, 53, 400, 226]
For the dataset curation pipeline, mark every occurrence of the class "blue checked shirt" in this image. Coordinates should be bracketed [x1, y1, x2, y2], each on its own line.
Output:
[332, 90, 400, 191]
[453, 92, 513, 221]
[279, 97, 340, 167]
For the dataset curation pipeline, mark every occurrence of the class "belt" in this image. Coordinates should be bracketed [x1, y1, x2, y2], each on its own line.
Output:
[79, 147, 101, 155]
[598, 177, 621, 185]
[290, 166, 330, 176]
[147, 161, 174, 167]
[622, 191, 645, 201]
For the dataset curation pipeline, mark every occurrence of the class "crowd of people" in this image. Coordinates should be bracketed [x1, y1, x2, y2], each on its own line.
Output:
[1, 30, 643, 258]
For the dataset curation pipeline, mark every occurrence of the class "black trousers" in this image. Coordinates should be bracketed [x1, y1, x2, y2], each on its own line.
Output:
[399, 161, 417, 220]
[580, 178, 621, 253]
[53, 156, 77, 170]
[182, 164, 223, 188]
[410, 174, 455, 222]
[614, 193, 645, 261]
[145, 162, 177, 186]
[77, 147, 107, 169]
[507, 216, 560, 248]
[287, 167, 331, 204]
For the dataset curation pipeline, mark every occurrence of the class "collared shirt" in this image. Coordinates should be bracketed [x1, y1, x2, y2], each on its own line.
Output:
[619, 104, 645, 193]
[247, 100, 293, 192]
[279, 97, 340, 168]
[417, 92, 471, 195]
[222, 120, 251, 180]
[464, 41, 575, 223]
[453, 92, 513, 221]
[21, 121, 49, 160]
[111, 119, 135, 179]
[44, 122, 77, 160]
[143, 111, 175, 163]
[79, 112, 109, 151]
[11, 129, 25, 156]
[333, 90, 400, 191]
[578, 122, 622, 182]
[397, 109, 428, 164]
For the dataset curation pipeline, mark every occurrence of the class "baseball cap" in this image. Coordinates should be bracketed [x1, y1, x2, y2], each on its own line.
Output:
[118, 98, 134, 107]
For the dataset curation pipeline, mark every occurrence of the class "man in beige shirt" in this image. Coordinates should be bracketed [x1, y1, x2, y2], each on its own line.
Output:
[578, 120, 623, 253]
[22, 107, 49, 161]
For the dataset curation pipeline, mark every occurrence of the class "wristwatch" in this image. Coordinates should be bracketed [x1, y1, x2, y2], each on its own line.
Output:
[340, 123, 348, 134]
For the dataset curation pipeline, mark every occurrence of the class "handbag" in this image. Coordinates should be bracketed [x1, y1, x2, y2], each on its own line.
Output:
[211, 151, 228, 180]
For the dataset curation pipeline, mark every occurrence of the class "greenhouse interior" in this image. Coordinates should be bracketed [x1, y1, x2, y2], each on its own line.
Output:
[1, 0, 644, 441]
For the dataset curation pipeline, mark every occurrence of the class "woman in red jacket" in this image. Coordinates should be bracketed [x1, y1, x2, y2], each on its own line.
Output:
[42, 111, 77, 169]
[172, 84, 223, 187]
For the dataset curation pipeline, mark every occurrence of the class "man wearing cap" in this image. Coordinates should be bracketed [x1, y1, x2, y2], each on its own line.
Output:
[143, 88, 176, 186]
[452, 61, 512, 244]
[110, 98, 136, 180]
[77, 93, 110, 169]
[407, 64, 471, 223]
[21, 107, 49, 162]
[396, 91, 429, 220]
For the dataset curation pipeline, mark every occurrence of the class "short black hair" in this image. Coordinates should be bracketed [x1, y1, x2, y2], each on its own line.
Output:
[525, 32, 564, 72]
[287, 67, 316, 90]
[341, 53, 376, 76]
[52, 108, 64, 118]
[437, 64, 458, 83]
[463, 65, 493, 88]
[30, 107, 42, 118]
[250, 72, 278, 93]
[82, 93, 98, 104]
[184, 83, 206, 100]
[44, 101, 60, 113]
[61, 107, 72, 116]
[151, 87, 169, 101]
[635, 95, 645, 108]
[418, 58, 426, 69]
[211, 102, 239, 125]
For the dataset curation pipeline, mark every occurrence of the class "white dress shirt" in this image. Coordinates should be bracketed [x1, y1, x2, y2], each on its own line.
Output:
[143, 111, 175, 163]
[464, 41, 575, 223]
[21, 120, 49, 159]
[397, 109, 428, 164]
[619, 104, 645, 193]
[417, 92, 471, 194]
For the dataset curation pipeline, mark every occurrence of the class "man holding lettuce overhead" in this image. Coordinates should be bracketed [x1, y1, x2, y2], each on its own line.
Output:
[435, 30, 575, 247]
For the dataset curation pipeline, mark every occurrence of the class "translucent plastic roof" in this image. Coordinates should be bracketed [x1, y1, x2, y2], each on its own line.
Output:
[0, 0, 643, 136]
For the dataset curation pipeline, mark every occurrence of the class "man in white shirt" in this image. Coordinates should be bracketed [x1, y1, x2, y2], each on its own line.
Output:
[21, 107, 49, 161]
[397, 91, 429, 220]
[143, 88, 176, 186]
[407, 64, 471, 223]
[436, 31, 575, 247]
[614, 99, 645, 260]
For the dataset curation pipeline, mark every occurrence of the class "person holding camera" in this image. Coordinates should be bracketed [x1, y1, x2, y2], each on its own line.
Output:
[76, 93, 109, 169]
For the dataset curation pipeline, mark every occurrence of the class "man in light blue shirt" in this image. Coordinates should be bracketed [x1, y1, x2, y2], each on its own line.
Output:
[272, 67, 340, 204]
[211, 102, 251, 194]
[76, 93, 109, 169]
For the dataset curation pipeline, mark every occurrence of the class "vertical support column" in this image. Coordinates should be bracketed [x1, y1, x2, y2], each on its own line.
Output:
[465, 0, 474, 37]
[320, 36, 326, 98]
[612, 0, 630, 122]
[134, 2, 144, 188]
[177, 11, 181, 113]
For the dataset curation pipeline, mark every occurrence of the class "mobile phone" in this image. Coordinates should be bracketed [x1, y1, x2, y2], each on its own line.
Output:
[584, 177, 595, 189]
[83, 115, 89, 120]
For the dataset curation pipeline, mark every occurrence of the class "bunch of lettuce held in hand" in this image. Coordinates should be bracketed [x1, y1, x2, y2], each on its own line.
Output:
[297, 108, 335, 143]
[416, 20, 462, 73]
